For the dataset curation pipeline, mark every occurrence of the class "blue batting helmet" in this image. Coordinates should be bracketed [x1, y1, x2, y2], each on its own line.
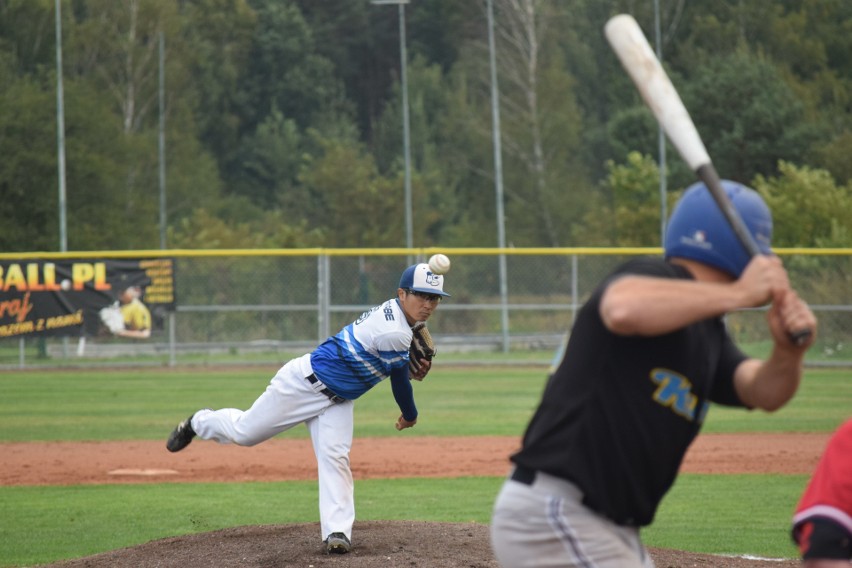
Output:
[664, 180, 772, 278]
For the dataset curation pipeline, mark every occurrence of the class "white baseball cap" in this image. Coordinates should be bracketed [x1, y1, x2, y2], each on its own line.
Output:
[398, 263, 450, 297]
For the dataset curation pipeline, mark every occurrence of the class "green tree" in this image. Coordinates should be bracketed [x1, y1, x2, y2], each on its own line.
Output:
[371, 56, 465, 247]
[753, 161, 852, 324]
[297, 133, 402, 247]
[62, 80, 139, 249]
[0, 75, 63, 251]
[168, 206, 317, 249]
[229, 109, 302, 210]
[0, 0, 56, 75]
[178, 0, 256, 163]
[218, 0, 356, 212]
[236, 0, 348, 134]
[753, 161, 852, 248]
[576, 152, 667, 247]
[6, 0, 852, 253]
[0, 51, 138, 251]
[61, 0, 222, 249]
[814, 131, 852, 186]
[442, 0, 593, 248]
[682, 50, 815, 183]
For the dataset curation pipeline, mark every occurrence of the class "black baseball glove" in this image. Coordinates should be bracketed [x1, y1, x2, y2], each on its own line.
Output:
[409, 322, 436, 380]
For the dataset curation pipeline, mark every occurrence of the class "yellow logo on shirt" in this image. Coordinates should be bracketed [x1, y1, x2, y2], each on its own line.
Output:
[649, 368, 709, 423]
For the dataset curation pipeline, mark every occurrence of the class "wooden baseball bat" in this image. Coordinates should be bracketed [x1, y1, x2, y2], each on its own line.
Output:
[604, 14, 811, 345]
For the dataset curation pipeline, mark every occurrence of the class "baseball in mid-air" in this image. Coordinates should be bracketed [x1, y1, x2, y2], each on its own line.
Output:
[60, 279, 71, 291]
[428, 254, 451, 275]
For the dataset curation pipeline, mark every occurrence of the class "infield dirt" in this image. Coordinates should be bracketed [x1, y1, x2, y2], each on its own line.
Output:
[6, 432, 822, 567]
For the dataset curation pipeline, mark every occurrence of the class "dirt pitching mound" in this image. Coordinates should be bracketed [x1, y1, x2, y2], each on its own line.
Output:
[40, 521, 801, 568]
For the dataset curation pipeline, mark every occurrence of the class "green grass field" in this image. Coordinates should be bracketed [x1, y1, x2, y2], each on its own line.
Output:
[0, 365, 849, 567]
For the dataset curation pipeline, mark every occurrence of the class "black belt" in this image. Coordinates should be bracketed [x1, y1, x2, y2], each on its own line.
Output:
[510, 465, 537, 485]
[306, 374, 346, 404]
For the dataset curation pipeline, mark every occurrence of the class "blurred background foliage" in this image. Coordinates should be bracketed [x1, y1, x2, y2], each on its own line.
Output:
[2, 0, 852, 252]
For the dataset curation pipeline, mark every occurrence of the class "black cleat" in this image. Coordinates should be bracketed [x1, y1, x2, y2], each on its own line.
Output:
[166, 414, 196, 452]
[325, 532, 351, 554]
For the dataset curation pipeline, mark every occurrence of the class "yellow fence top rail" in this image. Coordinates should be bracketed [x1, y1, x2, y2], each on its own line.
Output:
[0, 247, 850, 260]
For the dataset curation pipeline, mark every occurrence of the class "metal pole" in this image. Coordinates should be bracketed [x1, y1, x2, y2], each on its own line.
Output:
[56, 0, 69, 360]
[55, 0, 67, 253]
[487, 0, 510, 353]
[318, 255, 330, 343]
[654, 0, 668, 245]
[371, 0, 413, 261]
[158, 32, 176, 367]
[158, 32, 167, 250]
[399, 3, 413, 258]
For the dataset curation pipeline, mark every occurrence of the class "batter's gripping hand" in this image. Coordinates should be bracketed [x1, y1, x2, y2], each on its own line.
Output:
[409, 322, 436, 381]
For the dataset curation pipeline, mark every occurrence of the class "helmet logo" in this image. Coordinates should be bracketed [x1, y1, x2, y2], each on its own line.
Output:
[680, 230, 712, 250]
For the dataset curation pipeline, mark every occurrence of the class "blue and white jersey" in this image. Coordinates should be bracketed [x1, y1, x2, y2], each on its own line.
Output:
[310, 298, 413, 400]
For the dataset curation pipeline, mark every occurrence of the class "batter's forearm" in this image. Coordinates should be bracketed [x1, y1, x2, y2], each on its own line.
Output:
[734, 355, 803, 411]
[601, 276, 748, 336]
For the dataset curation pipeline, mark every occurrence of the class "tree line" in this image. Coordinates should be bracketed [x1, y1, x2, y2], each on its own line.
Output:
[2, 0, 852, 253]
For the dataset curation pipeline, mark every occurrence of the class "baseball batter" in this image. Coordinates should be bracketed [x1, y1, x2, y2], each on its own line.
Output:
[792, 417, 852, 566]
[166, 263, 449, 554]
[490, 181, 817, 568]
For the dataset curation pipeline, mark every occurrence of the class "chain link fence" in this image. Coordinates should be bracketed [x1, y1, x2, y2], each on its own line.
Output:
[4, 248, 852, 368]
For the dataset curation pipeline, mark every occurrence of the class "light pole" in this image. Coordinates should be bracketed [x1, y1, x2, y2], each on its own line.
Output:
[55, 0, 69, 359]
[372, 0, 413, 253]
[486, 0, 510, 353]
[55, 0, 67, 253]
[158, 31, 167, 251]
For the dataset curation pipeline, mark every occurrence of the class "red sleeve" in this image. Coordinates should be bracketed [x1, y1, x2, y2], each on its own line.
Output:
[792, 419, 852, 540]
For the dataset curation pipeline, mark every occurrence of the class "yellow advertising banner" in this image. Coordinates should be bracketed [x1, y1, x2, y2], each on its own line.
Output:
[0, 258, 175, 339]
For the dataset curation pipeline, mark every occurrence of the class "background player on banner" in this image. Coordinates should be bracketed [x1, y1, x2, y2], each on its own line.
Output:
[99, 272, 152, 339]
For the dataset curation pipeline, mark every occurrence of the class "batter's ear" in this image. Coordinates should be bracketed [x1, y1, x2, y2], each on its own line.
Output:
[397, 288, 408, 300]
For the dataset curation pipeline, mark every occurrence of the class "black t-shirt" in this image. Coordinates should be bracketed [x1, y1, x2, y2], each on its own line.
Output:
[511, 257, 748, 526]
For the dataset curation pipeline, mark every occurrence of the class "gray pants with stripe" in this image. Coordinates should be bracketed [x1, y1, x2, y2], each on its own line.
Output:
[490, 468, 655, 568]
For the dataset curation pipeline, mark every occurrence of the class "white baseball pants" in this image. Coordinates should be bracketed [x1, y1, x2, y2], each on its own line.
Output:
[191, 354, 356, 542]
